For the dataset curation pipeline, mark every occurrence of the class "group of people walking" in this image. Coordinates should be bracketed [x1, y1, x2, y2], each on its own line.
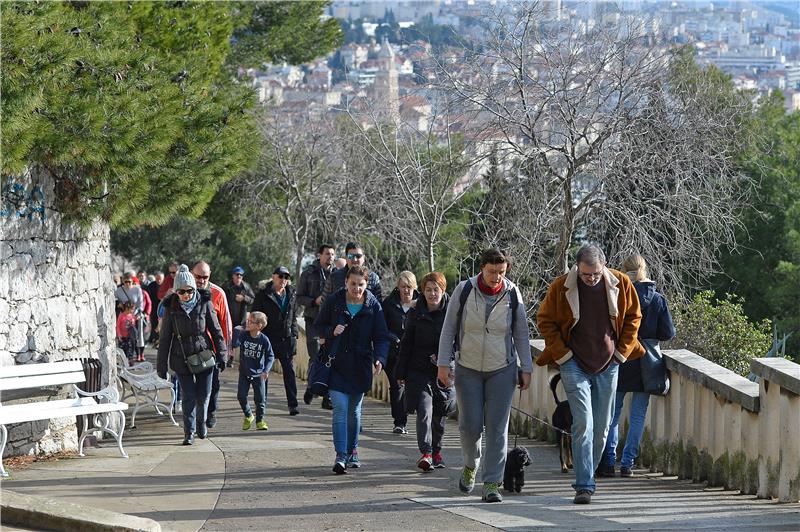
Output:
[122, 242, 674, 507]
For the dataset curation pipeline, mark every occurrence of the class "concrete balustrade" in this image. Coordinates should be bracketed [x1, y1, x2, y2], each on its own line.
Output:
[289, 323, 798, 501]
[511, 341, 800, 502]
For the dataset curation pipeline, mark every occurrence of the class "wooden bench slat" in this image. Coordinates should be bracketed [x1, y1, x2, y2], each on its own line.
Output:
[0, 371, 86, 391]
[0, 361, 84, 378]
[0, 400, 128, 425]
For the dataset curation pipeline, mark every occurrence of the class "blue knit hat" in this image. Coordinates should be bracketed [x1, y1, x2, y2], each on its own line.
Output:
[174, 264, 196, 290]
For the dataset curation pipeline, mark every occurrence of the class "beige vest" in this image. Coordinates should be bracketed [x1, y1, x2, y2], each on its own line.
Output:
[458, 288, 512, 372]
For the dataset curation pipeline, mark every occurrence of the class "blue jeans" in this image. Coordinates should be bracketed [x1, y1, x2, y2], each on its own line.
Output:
[177, 369, 214, 437]
[604, 391, 650, 469]
[238, 373, 267, 422]
[329, 390, 363, 457]
[559, 358, 619, 493]
[454, 362, 517, 485]
[207, 366, 221, 418]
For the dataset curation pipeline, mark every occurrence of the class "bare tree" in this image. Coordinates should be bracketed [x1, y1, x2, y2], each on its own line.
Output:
[435, 1, 755, 306]
[227, 107, 342, 280]
[343, 94, 482, 273]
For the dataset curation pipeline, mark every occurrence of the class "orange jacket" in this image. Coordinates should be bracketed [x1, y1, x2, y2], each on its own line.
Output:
[208, 283, 232, 351]
[536, 266, 643, 367]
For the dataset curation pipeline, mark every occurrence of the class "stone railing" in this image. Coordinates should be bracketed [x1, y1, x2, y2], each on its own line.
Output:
[514, 340, 800, 503]
[291, 325, 799, 502]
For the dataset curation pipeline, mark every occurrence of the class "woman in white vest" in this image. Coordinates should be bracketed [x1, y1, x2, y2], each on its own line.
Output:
[436, 249, 533, 503]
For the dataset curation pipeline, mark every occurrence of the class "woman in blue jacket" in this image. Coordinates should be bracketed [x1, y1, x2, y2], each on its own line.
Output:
[600, 254, 676, 477]
[314, 265, 390, 474]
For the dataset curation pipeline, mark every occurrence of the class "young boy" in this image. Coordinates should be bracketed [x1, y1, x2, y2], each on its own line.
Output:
[238, 311, 275, 430]
[116, 302, 138, 363]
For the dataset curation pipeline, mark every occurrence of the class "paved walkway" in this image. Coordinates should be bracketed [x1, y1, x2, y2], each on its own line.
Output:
[3, 352, 800, 531]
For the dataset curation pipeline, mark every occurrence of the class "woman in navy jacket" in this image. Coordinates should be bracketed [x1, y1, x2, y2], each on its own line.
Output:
[314, 265, 390, 474]
[600, 254, 676, 477]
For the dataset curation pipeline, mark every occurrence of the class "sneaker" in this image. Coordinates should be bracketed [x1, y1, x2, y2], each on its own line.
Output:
[482, 482, 502, 503]
[346, 451, 360, 468]
[620, 467, 633, 477]
[459, 466, 476, 493]
[333, 455, 347, 475]
[242, 414, 255, 431]
[321, 396, 333, 410]
[303, 388, 314, 405]
[417, 453, 433, 471]
[206, 415, 217, 429]
[574, 489, 592, 504]
[289, 406, 300, 416]
[256, 420, 269, 431]
[392, 425, 408, 434]
[432, 452, 445, 469]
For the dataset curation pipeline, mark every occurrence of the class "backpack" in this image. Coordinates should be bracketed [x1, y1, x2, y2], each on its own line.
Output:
[453, 280, 519, 354]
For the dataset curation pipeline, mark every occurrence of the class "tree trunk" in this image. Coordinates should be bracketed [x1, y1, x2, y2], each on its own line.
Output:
[427, 236, 435, 273]
[555, 180, 574, 275]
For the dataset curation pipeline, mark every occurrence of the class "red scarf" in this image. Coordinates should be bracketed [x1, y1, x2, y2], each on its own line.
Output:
[477, 273, 503, 296]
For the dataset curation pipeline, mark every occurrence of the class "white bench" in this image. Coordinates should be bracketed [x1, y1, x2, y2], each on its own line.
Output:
[116, 350, 178, 428]
[0, 360, 129, 477]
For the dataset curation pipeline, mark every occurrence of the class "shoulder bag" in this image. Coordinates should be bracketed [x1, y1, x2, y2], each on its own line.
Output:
[640, 338, 670, 395]
[308, 344, 335, 397]
[172, 314, 216, 374]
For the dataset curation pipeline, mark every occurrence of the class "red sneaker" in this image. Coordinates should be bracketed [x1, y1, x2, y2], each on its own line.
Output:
[417, 453, 433, 471]
[432, 452, 445, 468]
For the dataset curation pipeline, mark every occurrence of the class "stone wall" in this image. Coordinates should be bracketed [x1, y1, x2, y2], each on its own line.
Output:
[0, 168, 117, 457]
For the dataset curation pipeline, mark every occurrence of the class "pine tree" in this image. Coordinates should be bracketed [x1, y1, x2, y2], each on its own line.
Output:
[1, 1, 341, 229]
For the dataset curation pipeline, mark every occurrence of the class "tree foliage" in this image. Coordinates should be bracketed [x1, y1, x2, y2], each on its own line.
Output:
[2, 1, 341, 229]
[669, 291, 772, 376]
[715, 95, 800, 358]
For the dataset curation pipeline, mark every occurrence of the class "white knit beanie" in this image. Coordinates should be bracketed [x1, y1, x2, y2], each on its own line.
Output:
[174, 264, 196, 290]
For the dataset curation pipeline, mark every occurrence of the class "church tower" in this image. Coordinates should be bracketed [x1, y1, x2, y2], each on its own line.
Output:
[373, 36, 399, 122]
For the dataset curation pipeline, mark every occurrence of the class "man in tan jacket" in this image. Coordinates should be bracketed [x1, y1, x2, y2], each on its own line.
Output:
[537, 244, 642, 505]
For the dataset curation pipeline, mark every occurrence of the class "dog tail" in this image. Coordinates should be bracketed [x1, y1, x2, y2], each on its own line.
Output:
[549, 372, 563, 404]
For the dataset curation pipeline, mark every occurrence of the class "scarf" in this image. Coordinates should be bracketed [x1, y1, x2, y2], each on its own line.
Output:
[477, 273, 504, 296]
[180, 290, 199, 315]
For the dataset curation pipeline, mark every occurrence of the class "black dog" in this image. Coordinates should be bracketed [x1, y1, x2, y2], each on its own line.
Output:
[550, 374, 573, 473]
[503, 446, 532, 493]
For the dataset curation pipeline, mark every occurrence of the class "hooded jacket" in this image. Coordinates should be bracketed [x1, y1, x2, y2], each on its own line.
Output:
[618, 280, 676, 392]
[314, 288, 390, 395]
[536, 266, 644, 368]
[156, 290, 227, 377]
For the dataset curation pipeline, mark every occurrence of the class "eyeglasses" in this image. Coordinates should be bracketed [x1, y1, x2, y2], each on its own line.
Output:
[579, 271, 603, 280]
[347, 253, 363, 260]
[176, 288, 195, 296]
[194, 274, 210, 280]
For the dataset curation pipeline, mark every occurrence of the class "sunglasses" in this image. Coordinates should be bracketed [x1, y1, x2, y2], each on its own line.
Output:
[277, 274, 290, 280]
[123, 280, 133, 285]
[194, 274, 210, 280]
[346, 253, 364, 260]
[233, 273, 243, 277]
[176, 288, 195, 296]
[168, 271, 177, 275]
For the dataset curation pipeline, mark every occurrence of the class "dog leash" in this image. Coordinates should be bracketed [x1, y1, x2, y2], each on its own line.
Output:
[510, 392, 572, 437]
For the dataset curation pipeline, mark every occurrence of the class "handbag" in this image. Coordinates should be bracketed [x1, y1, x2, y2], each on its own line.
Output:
[640, 338, 670, 395]
[308, 345, 335, 396]
[172, 314, 217, 375]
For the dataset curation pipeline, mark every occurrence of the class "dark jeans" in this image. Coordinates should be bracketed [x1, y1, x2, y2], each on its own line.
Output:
[207, 366, 221, 419]
[177, 369, 214, 436]
[386, 353, 407, 427]
[416, 383, 446, 454]
[238, 373, 267, 421]
[276, 353, 298, 408]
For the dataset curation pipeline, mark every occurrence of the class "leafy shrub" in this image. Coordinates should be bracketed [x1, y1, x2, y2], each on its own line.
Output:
[669, 291, 772, 376]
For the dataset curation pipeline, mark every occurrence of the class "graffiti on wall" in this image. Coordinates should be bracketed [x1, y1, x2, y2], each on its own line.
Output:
[0, 176, 46, 223]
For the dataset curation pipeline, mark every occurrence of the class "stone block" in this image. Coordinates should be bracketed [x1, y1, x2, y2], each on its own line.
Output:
[7, 322, 29, 353]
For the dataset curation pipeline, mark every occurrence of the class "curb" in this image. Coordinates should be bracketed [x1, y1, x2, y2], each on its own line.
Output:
[1, 489, 161, 532]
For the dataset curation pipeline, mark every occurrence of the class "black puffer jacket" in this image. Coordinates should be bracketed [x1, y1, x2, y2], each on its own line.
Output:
[157, 290, 227, 377]
[296, 260, 332, 321]
[396, 294, 451, 414]
[396, 294, 449, 382]
[251, 282, 298, 358]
